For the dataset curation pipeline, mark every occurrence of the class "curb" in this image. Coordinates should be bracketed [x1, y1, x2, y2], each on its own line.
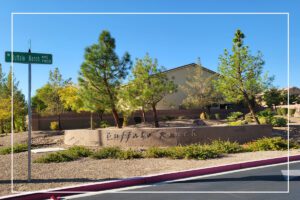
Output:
[2, 154, 300, 200]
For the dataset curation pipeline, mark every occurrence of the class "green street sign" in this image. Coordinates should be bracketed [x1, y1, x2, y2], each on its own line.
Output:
[5, 51, 52, 64]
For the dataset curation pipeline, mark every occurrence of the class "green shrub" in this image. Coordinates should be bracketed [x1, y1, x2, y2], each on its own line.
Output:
[68, 146, 92, 157]
[200, 112, 207, 120]
[167, 146, 186, 159]
[0, 143, 28, 155]
[117, 149, 143, 159]
[99, 121, 110, 128]
[276, 108, 282, 115]
[244, 113, 253, 123]
[280, 108, 288, 116]
[227, 112, 243, 122]
[214, 113, 221, 120]
[289, 109, 296, 117]
[271, 117, 287, 127]
[34, 151, 79, 163]
[0, 147, 13, 155]
[183, 144, 222, 160]
[92, 147, 121, 159]
[258, 116, 271, 125]
[145, 147, 171, 158]
[33, 146, 93, 163]
[228, 120, 247, 126]
[257, 109, 274, 117]
[50, 121, 59, 130]
[210, 140, 244, 154]
[246, 137, 290, 151]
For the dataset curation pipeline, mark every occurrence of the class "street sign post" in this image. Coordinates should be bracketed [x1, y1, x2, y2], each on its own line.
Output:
[5, 50, 52, 182]
[5, 51, 52, 64]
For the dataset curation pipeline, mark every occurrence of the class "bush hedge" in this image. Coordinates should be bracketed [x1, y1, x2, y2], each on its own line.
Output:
[271, 117, 287, 127]
[34, 151, 79, 163]
[145, 147, 171, 158]
[32, 138, 299, 163]
[245, 137, 294, 151]
[92, 147, 121, 159]
[210, 140, 244, 154]
[117, 149, 143, 159]
[34, 146, 92, 163]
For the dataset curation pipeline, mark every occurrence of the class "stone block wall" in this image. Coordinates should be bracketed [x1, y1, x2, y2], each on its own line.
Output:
[64, 125, 273, 147]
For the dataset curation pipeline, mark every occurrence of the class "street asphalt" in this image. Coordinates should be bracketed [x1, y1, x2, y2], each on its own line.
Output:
[66, 161, 300, 200]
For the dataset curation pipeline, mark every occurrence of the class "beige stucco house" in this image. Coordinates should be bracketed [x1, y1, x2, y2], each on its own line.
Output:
[156, 63, 217, 110]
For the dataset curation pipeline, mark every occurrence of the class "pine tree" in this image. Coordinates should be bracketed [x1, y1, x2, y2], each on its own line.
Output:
[78, 30, 131, 128]
[214, 30, 273, 124]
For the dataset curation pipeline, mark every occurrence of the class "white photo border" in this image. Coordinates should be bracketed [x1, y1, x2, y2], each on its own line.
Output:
[10, 12, 290, 194]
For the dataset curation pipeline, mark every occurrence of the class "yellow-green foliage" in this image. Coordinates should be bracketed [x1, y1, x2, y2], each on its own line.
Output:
[258, 116, 270, 125]
[244, 113, 253, 123]
[183, 145, 222, 160]
[50, 121, 59, 130]
[228, 120, 247, 126]
[210, 140, 244, 153]
[99, 121, 110, 128]
[245, 137, 298, 151]
[145, 147, 171, 158]
[117, 149, 143, 159]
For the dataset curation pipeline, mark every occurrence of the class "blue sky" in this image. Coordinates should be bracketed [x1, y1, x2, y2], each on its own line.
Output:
[0, 0, 299, 99]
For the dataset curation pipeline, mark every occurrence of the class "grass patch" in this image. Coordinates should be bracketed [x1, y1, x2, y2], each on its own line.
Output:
[33, 137, 299, 163]
[0, 143, 28, 155]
